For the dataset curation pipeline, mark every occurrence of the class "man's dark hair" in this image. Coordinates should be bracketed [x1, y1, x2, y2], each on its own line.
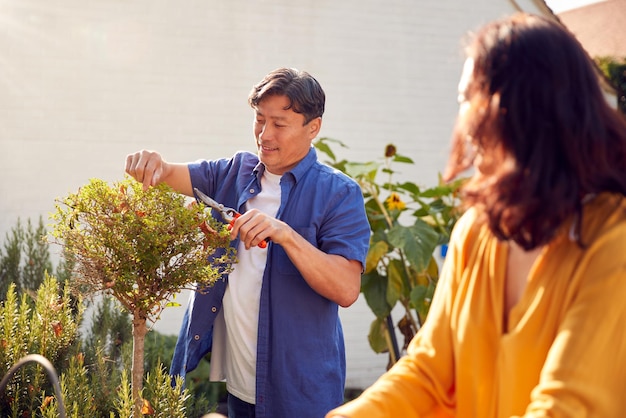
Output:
[248, 67, 325, 125]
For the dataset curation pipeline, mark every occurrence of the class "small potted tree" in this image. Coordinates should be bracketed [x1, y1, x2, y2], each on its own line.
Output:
[51, 177, 236, 417]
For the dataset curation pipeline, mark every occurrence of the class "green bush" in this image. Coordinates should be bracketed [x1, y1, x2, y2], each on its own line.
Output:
[0, 276, 79, 417]
[596, 56, 626, 115]
[0, 217, 54, 302]
[51, 177, 236, 416]
[0, 217, 223, 417]
[0, 275, 218, 417]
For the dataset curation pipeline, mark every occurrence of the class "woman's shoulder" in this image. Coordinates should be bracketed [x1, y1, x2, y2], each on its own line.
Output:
[450, 207, 487, 242]
[580, 193, 626, 248]
[445, 206, 499, 268]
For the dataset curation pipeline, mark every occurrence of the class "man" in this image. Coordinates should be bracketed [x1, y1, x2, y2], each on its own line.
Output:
[125, 67, 370, 418]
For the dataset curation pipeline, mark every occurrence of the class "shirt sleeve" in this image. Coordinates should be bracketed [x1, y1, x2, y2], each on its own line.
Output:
[326, 211, 480, 418]
[317, 177, 371, 268]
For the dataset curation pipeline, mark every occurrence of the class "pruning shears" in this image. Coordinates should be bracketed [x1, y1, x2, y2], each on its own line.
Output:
[193, 187, 269, 249]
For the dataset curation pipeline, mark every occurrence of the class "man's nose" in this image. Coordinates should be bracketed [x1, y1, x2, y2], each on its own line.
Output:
[259, 124, 273, 141]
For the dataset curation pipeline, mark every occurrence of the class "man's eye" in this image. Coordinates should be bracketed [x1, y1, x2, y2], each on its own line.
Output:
[275, 124, 286, 128]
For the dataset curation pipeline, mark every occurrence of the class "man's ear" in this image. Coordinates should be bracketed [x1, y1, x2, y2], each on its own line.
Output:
[307, 117, 322, 139]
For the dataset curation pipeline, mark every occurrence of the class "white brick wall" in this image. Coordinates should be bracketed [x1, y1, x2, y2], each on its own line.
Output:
[0, 0, 548, 389]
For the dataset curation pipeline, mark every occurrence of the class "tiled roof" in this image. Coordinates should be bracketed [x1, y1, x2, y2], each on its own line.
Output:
[558, 0, 626, 58]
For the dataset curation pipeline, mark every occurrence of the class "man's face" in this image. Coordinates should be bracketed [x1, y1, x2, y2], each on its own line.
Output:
[253, 94, 321, 175]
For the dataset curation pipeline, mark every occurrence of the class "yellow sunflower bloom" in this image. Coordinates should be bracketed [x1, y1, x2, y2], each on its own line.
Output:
[385, 192, 406, 211]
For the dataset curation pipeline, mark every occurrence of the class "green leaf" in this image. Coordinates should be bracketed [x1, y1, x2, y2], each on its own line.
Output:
[361, 271, 391, 318]
[317, 137, 347, 149]
[411, 207, 430, 218]
[395, 182, 421, 195]
[421, 185, 450, 198]
[386, 259, 406, 307]
[365, 240, 388, 273]
[393, 154, 414, 164]
[410, 284, 427, 308]
[387, 220, 439, 272]
[410, 282, 436, 319]
[365, 199, 387, 232]
[314, 138, 349, 170]
[367, 317, 389, 353]
[344, 161, 380, 182]
[314, 141, 337, 162]
[427, 198, 448, 213]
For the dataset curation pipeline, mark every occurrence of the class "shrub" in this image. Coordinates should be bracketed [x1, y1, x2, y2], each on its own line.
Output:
[50, 177, 236, 416]
[0, 276, 80, 417]
[0, 217, 54, 302]
[0, 215, 226, 417]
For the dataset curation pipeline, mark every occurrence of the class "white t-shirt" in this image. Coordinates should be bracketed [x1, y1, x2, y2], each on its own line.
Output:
[221, 169, 281, 404]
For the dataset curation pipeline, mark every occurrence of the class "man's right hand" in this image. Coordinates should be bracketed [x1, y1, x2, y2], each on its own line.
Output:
[125, 150, 194, 196]
[125, 150, 167, 191]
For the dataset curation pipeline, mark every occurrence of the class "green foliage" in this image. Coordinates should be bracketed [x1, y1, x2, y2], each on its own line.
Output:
[596, 56, 626, 115]
[183, 357, 225, 417]
[144, 329, 177, 373]
[0, 217, 54, 301]
[50, 177, 236, 320]
[83, 297, 132, 372]
[0, 217, 223, 417]
[81, 297, 133, 415]
[0, 275, 218, 417]
[143, 366, 189, 418]
[113, 369, 134, 418]
[0, 275, 80, 416]
[40, 353, 97, 418]
[51, 177, 237, 416]
[314, 138, 464, 359]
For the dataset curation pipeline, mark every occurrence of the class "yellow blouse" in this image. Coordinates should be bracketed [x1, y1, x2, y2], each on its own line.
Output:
[328, 193, 626, 418]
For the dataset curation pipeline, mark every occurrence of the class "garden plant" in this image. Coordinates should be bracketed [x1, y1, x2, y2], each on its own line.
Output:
[50, 177, 237, 417]
[314, 138, 464, 364]
[596, 56, 626, 115]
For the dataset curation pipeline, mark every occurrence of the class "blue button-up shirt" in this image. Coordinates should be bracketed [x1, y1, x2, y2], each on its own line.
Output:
[170, 147, 370, 418]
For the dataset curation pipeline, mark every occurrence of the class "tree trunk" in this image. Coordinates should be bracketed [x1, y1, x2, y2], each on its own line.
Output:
[131, 313, 148, 418]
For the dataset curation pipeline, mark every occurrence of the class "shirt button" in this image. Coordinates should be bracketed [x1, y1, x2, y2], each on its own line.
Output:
[249, 188, 255, 194]
[211, 306, 217, 313]
[194, 334, 200, 341]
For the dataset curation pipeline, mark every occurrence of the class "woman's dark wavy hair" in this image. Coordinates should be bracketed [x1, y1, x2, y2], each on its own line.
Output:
[444, 13, 626, 250]
[248, 67, 325, 125]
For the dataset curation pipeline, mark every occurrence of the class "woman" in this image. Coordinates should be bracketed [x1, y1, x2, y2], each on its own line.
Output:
[327, 12, 626, 418]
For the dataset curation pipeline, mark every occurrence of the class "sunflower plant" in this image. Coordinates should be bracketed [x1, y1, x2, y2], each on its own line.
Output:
[314, 138, 464, 365]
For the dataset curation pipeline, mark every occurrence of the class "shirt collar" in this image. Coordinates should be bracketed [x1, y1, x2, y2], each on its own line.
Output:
[252, 146, 317, 183]
[253, 160, 266, 181]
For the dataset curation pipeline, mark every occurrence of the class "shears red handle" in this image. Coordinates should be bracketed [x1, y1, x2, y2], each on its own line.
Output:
[193, 188, 269, 249]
